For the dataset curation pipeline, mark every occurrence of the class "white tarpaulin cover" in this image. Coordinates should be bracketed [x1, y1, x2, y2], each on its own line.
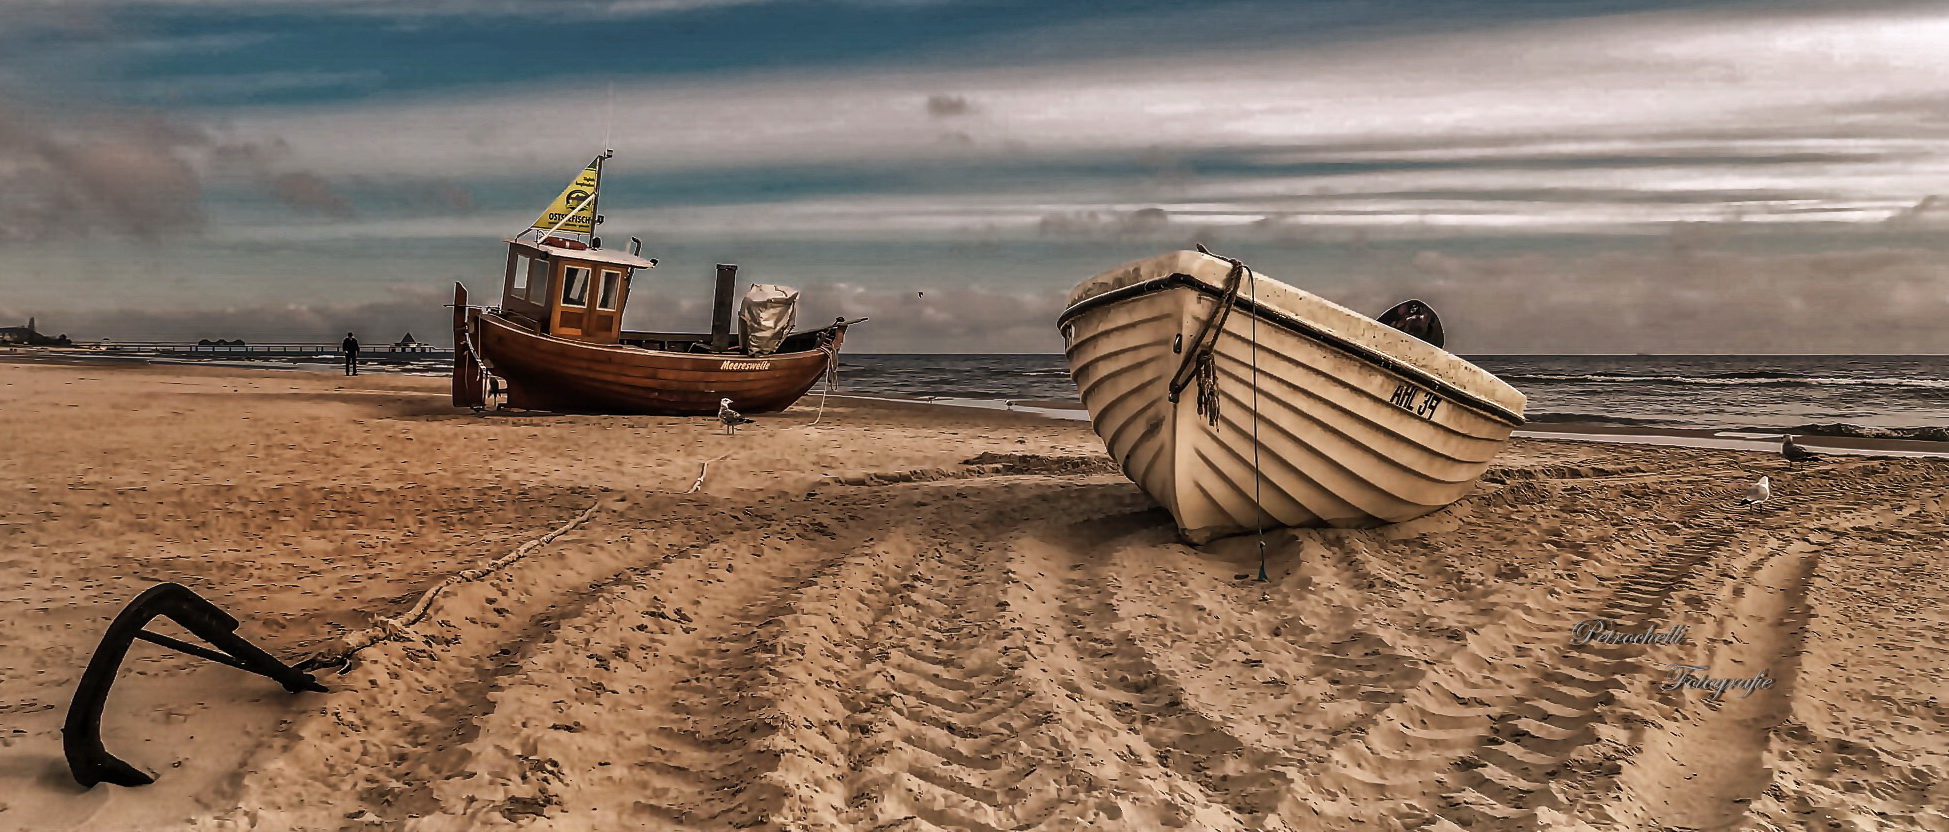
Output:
[739, 284, 800, 356]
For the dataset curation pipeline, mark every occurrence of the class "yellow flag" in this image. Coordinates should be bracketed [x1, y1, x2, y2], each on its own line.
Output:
[529, 157, 602, 236]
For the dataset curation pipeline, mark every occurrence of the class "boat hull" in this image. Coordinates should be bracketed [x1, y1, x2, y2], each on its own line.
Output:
[473, 312, 840, 416]
[1060, 252, 1526, 543]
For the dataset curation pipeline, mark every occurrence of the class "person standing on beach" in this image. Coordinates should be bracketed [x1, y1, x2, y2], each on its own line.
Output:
[341, 332, 360, 376]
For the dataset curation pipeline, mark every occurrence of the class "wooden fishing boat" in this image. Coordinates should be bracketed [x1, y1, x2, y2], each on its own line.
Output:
[1058, 249, 1527, 543]
[452, 153, 859, 416]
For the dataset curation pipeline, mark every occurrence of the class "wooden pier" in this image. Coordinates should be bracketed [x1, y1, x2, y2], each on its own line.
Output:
[71, 341, 453, 362]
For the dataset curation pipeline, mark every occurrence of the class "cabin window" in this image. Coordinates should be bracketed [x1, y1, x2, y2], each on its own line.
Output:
[561, 266, 592, 307]
[597, 270, 622, 310]
[525, 258, 550, 304]
[511, 254, 532, 294]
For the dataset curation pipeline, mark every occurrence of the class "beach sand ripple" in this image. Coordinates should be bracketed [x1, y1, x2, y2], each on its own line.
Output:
[0, 360, 1943, 830]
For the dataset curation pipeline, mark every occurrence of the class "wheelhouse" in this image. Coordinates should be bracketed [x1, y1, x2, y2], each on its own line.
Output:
[498, 236, 658, 344]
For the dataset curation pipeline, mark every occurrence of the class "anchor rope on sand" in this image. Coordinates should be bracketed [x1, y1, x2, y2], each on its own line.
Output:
[685, 453, 734, 494]
[298, 494, 608, 671]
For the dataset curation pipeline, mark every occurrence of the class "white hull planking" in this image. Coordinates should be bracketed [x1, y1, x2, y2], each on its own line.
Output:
[1062, 254, 1525, 543]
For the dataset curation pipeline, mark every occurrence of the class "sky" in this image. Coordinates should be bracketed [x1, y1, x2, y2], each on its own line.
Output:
[2, 0, 1948, 353]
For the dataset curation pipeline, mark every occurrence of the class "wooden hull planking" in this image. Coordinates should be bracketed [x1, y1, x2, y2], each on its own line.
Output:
[473, 311, 840, 415]
[1061, 252, 1526, 542]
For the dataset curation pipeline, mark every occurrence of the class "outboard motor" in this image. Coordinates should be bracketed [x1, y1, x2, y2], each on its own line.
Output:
[1378, 299, 1445, 348]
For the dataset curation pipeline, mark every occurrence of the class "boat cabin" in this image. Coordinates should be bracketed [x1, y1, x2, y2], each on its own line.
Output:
[498, 236, 658, 344]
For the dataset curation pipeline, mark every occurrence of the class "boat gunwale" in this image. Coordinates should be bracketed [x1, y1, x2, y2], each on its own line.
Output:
[1058, 273, 1526, 428]
[479, 310, 839, 365]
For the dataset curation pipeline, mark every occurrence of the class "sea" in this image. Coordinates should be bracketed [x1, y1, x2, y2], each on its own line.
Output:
[98, 351, 1946, 440]
[832, 354, 1948, 440]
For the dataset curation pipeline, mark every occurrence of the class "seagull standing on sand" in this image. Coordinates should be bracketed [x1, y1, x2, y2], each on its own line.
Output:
[1739, 475, 1771, 506]
[718, 398, 754, 434]
[1782, 435, 1820, 463]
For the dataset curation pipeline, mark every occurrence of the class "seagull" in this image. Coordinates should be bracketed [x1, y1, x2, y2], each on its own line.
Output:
[718, 398, 754, 434]
[1781, 435, 1820, 463]
[1738, 475, 1771, 506]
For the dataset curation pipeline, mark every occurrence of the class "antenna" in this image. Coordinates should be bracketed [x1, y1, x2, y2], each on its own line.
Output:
[603, 82, 615, 156]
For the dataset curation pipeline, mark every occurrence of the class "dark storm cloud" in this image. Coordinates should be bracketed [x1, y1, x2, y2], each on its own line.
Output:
[0, 104, 208, 240]
[0, 93, 478, 242]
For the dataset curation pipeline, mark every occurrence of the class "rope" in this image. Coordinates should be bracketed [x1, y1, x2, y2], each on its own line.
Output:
[1181, 245, 1268, 579]
[685, 454, 734, 494]
[808, 343, 840, 427]
[1249, 265, 1267, 582]
[1196, 350, 1221, 428]
[298, 493, 608, 671]
[456, 307, 500, 408]
[1168, 258, 1248, 429]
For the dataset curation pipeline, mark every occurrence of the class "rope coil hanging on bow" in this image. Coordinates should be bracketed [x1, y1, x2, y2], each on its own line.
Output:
[1167, 249, 1250, 428]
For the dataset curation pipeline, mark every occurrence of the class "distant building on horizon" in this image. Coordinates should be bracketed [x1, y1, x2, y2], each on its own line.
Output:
[0, 317, 71, 346]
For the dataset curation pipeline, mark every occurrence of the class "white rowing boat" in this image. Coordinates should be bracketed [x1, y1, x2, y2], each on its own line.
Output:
[1059, 250, 1527, 543]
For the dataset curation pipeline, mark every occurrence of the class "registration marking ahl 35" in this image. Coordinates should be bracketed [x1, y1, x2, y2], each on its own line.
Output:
[1388, 382, 1443, 420]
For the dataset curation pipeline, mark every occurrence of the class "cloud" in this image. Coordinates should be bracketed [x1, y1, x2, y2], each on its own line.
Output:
[0, 0, 816, 21]
[126, 70, 386, 103]
[0, 103, 208, 240]
[1884, 194, 1949, 228]
[925, 94, 973, 118]
[166, 3, 1949, 251]
[1037, 207, 1171, 238]
[21, 237, 1949, 354]
[616, 274, 1066, 353]
[214, 6, 1949, 177]
[269, 171, 356, 217]
[0, 94, 478, 243]
[797, 282, 1067, 353]
[1339, 244, 1949, 354]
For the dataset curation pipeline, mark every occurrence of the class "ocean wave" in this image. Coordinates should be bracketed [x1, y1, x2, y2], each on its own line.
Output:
[1501, 373, 1949, 389]
[1772, 423, 1949, 442]
[1522, 412, 1687, 427]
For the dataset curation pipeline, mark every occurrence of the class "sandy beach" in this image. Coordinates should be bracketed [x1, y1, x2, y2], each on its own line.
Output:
[1, 357, 1944, 831]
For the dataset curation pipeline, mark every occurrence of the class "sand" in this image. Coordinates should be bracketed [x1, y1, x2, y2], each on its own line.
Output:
[0, 358, 1944, 831]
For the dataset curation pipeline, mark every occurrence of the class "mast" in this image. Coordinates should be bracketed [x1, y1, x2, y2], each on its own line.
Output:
[589, 148, 611, 249]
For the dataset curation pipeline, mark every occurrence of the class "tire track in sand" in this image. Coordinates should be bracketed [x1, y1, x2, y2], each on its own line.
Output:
[401, 487, 935, 830]
[827, 480, 1169, 832]
[410, 471, 1155, 831]
[1255, 476, 1746, 831]
[1411, 497, 1747, 831]
[1611, 538, 1819, 830]
[1600, 461, 1941, 829]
